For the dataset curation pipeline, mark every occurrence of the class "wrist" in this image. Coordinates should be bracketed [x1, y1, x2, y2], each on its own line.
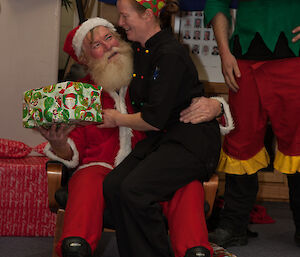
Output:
[50, 142, 71, 158]
[115, 112, 123, 127]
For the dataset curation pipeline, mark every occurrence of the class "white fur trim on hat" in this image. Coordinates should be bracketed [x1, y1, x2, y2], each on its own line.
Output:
[72, 17, 116, 58]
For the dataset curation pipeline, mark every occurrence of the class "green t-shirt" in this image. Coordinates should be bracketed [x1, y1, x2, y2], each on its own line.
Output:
[204, 0, 300, 56]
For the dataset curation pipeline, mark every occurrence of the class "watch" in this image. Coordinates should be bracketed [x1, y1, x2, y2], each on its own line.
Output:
[216, 102, 224, 118]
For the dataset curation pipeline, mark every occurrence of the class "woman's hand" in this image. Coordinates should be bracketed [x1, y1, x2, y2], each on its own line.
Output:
[292, 26, 300, 42]
[180, 97, 221, 124]
[98, 109, 120, 128]
[220, 51, 241, 92]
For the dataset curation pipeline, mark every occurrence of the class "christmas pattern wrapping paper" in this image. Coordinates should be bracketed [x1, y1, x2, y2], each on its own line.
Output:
[23, 81, 103, 128]
[211, 243, 237, 257]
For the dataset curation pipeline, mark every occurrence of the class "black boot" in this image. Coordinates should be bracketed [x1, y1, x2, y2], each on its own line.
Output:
[247, 228, 258, 238]
[184, 246, 211, 257]
[61, 237, 92, 257]
[287, 173, 300, 247]
[208, 228, 247, 248]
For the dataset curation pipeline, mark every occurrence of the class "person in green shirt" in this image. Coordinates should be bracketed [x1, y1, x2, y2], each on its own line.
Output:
[181, 0, 300, 248]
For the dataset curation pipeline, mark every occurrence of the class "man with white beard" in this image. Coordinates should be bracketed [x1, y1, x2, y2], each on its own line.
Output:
[38, 18, 232, 257]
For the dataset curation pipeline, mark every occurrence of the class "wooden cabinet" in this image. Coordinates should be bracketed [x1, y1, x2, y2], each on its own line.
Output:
[203, 82, 289, 202]
[257, 170, 289, 201]
[217, 171, 289, 202]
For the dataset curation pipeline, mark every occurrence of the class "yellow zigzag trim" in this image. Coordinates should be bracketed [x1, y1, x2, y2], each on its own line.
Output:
[217, 148, 300, 174]
[274, 151, 300, 174]
[217, 148, 270, 175]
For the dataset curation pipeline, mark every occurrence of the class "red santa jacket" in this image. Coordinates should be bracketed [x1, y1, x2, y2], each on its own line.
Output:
[44, 75, 146, 170]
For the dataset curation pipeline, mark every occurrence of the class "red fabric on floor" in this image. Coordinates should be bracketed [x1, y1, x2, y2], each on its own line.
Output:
[250, 204, 275, 224]
[215, 198, 275, 224]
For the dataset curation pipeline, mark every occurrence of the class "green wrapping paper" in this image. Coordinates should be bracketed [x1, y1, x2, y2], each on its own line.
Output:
[23, 81, 103, 128]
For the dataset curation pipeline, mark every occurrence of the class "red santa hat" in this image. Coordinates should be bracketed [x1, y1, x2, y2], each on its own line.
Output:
[63, 17, 116, 62]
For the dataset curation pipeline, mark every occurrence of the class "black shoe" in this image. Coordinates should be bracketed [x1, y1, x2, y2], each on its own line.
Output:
[247, 228, 258, 238]
[61, 237, 92, 257]
[208, 228, 248, 248]
[184, 246, 211, 257]
[295, 232, 300, 247]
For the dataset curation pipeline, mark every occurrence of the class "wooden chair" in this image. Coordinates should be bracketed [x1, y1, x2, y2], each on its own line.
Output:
[47, 161, 219, 257]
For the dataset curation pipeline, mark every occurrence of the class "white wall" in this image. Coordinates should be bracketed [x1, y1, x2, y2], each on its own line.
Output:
[59, 1, 99, 70]
[0, 0, 61, 147]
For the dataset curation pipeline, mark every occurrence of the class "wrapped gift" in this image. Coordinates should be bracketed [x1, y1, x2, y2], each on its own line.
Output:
[0, 156, 56, 236]
[23, 81, 103, 128]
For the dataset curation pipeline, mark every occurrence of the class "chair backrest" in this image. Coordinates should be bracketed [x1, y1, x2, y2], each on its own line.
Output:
[47, 161, 63, 212]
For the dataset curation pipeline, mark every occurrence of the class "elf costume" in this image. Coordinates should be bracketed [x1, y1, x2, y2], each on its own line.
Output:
[205, 0, 300, 245]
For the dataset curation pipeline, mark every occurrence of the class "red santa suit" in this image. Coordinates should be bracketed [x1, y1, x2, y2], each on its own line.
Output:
[44, 74, 212, 257]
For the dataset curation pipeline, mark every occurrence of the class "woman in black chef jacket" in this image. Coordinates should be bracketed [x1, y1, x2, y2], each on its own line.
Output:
[100, 1, 221, 257]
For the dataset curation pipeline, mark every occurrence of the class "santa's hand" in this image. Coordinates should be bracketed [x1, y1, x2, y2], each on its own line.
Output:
[180, 97, 221, 124]
[34, 123, 75, 160]
[34, 123, 75, 157]
[35, 124, 75, 146]
[98, 109, 120, 128]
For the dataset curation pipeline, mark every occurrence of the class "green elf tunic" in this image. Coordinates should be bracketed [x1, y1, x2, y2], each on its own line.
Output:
[205, 0, 300, 58]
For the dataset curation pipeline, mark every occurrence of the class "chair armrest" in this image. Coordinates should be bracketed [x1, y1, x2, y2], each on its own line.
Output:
[203, 173, 219, 218]
[46, 161, 63, 213]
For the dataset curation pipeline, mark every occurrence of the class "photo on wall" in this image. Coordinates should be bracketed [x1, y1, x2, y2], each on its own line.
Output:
[173, 1, 237, 83]
[176, 10, 229, 83]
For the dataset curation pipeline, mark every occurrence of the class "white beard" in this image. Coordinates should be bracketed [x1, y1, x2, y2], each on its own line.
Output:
[88, 40, 133, 92]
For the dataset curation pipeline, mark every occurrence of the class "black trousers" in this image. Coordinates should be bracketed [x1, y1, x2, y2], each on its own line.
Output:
[220, 172, 300, 234]
[287, 172, 300, 233]
[103, 141, 216, 257]
[219, 173, 259, 234]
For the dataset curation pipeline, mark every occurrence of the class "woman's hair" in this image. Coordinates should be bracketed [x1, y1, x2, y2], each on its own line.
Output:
[129, 0, 180, 29]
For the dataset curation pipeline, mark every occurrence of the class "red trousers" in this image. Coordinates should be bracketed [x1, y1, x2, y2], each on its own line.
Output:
[223, 58, 300, 160]
[56, 165, 211, 257]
